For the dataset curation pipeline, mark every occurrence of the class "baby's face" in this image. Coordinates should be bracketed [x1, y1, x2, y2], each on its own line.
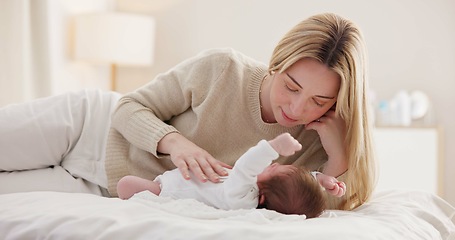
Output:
[257, 163, 295, 182]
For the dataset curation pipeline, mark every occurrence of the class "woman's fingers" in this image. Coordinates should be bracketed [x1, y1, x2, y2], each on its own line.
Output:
[187, 158, 209, 182]
[176, 156, 230, 183]
[164, 133, 229, 183]
[174, 158, 191, 180]
[201, 157, 231, 183]
[196, 157, 218, 182]
[207, 158, 230, 175]
[173, 156, 208, 182]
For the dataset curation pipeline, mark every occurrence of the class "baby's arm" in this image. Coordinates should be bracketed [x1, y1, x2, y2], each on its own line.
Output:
[269, 133, 346, 197]
[117, 175, 161, 200]
[222, 138, 280, 209]
[268, 133, 302, 156]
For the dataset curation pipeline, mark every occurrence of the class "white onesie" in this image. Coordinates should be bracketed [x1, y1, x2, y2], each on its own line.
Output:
[155, 139, 278, 210]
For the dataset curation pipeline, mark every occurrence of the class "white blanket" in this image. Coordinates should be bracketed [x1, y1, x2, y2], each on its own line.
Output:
[0, 189, 454, 240]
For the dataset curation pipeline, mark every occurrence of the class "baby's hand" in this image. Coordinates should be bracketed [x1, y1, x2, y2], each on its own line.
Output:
[268, 133, 302, 156]
[316, 173, 346, 198]
[324, 181, 346, 197]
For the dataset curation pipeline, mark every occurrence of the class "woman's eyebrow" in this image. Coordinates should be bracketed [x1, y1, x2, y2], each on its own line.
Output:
[286, 73, 335, 99]
[286, 73, 302, 89]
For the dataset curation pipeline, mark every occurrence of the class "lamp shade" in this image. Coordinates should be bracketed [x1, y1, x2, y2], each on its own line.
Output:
[74, 13, 155, 66]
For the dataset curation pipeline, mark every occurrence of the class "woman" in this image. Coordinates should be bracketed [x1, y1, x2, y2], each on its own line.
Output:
[0, 13, 375, 210]
[105, 12, 375, 210]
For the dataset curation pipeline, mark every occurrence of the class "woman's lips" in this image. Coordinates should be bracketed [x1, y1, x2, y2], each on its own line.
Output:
[281, 109, 298, 122]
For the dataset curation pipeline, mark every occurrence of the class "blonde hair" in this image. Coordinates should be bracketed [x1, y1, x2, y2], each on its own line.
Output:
[269, 13, 377, 210]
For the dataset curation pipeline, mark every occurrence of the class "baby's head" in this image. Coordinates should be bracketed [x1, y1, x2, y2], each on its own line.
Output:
[257, 164, 327, 218]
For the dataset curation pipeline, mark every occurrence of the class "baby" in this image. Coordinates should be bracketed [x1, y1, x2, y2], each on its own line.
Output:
[117, 133, 345, 218]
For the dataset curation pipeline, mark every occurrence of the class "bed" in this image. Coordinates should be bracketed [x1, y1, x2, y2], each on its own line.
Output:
[0, 189, 453, 239]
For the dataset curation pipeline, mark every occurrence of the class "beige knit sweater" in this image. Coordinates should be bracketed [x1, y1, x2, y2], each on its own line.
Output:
[105, 48, 328, 198]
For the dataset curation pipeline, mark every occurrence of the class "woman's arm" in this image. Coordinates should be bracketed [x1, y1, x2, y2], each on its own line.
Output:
[110, 50, 233, 183]
[305, 109, 348, 177]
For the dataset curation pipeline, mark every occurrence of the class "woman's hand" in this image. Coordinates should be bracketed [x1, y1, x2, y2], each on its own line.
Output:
[157, 132, 230, 183]
[315, 172, 346, 198]
[305, 109, 348, 177]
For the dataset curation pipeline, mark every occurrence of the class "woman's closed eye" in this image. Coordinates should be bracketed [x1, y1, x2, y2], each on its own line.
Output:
[312, 98, 324, 107]
[285, 80, 324, 107]
[284, 82, 299, 92]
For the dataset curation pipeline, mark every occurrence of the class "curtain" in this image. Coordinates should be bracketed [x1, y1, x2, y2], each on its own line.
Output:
[0, 0, 51, 107]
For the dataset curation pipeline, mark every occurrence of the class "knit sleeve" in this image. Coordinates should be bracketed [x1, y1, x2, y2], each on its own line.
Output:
[110, 49, 231, 156]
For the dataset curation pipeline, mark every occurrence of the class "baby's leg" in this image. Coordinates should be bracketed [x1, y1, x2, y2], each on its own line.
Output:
[117, 175, 161, 200]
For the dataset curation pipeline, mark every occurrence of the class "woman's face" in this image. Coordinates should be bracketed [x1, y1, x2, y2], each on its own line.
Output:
[269, 58, 340, 127]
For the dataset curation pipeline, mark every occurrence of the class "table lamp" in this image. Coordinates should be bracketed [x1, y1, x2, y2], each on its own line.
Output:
[73, 12, 155, 90]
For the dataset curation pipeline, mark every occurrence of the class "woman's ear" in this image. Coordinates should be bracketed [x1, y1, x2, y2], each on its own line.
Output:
[259, 194, 266, 205]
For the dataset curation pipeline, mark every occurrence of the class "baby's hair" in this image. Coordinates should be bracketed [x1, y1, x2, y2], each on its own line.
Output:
[258, 166, 327, 218]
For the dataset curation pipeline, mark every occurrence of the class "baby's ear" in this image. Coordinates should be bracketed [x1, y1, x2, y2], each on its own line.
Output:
[259, 194, 266, 205]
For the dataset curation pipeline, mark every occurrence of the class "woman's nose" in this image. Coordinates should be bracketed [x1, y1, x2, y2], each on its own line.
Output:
[289, 96, 306, 116]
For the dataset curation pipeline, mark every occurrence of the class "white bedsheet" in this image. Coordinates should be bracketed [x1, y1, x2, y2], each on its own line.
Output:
[0, 189, 454, 240]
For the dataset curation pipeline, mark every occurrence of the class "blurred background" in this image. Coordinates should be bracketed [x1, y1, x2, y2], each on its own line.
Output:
[1, 0, 454, 206]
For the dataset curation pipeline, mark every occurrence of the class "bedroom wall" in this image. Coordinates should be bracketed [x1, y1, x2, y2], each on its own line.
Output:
[0, 0, 112, 107]
[115, 0, 455, 205]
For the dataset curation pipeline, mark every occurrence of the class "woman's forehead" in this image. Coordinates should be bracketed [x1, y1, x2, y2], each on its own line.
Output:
[285, 59, 341, 95]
